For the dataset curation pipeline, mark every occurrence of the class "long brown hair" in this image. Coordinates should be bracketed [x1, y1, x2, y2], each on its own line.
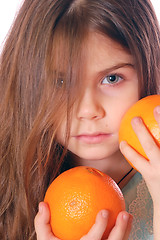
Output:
[0, 0, 160, 239]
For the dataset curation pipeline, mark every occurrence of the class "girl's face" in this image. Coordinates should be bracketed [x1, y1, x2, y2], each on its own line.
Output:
[57, 32, 139, 162]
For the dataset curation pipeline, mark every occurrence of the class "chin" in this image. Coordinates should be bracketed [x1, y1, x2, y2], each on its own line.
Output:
[72, 150, 117, 162]
[68, 143, 119, 162]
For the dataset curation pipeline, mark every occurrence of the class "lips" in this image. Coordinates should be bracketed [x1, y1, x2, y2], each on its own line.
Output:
[74, 133, 112, 144]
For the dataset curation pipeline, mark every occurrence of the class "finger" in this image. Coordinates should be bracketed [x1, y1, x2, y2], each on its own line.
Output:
[120, 140, 148, 173]
[108, 211, 132, 240]
[81, 210, 109, 240]
[131, 117, 160, 163]
[34, 202, 59, 240]
[122, 214, 133, 240]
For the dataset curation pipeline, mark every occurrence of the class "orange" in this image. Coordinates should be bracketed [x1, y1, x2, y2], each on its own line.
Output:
[119, 95, 160, 166]
[44, 166, 125, 240]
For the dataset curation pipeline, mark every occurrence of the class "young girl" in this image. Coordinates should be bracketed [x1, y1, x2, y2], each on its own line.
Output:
[0, 0, 160, 239]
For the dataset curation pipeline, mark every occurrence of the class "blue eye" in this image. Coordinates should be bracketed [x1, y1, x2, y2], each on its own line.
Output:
[101, 75, 122, 85]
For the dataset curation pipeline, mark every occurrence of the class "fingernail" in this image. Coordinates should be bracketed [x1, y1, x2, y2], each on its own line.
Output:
[155, 106, 160, 115]
[39, 203, 43, 214]
[101, 210, 108, 219]
[131, 117, 142, 125]
[122, 213, 129, 221]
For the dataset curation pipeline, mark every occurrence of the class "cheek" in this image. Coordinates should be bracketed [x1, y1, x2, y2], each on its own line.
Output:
[114, 100, 139, 130]
[106, 95, 139, 132]
[56, 122, 67, 146]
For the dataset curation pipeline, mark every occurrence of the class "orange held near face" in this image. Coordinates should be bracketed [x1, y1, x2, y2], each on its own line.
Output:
[44, 166, 125, 240]
[119, 95, 160, 165]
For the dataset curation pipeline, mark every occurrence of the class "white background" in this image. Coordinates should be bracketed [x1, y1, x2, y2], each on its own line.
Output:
[0, 0, 160, 49]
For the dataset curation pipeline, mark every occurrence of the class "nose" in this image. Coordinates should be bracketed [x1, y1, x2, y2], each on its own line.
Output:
[76, 89, 105, 120]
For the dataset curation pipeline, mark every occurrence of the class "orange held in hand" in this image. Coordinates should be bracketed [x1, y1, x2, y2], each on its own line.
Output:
[119, 95, 160, 164]
[44, 166, 125, 240]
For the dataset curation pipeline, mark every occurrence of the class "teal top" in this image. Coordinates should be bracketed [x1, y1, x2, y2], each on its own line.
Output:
[122, 172, 153, 240]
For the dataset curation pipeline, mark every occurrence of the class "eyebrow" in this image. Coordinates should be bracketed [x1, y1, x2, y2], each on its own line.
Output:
[99, 63, 135, 75]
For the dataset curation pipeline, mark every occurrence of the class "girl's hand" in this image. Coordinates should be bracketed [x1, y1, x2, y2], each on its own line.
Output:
[35, 202, 132, 240]
[120, 105, 160, 239]
[34, 202, 59, 240]
[120, 105, 160, 203]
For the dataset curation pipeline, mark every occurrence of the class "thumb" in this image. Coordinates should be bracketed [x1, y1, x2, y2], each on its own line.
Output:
[34, 202, 58, 240]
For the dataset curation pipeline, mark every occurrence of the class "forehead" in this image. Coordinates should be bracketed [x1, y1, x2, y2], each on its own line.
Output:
[84, 32, 134, 70]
